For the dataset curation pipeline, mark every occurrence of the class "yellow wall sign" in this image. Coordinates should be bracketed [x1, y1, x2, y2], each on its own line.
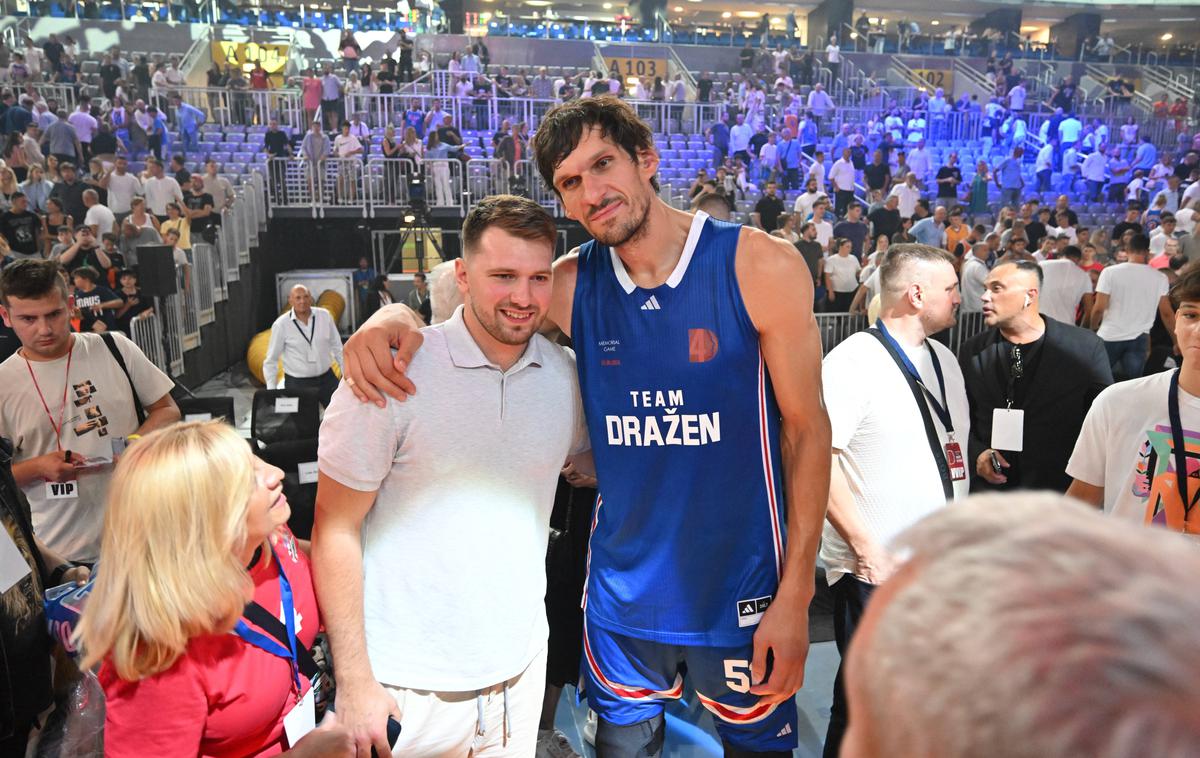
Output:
[910, 68, 955, 93]
[212, 41, 290, 77]
[604, 57, 666, 80]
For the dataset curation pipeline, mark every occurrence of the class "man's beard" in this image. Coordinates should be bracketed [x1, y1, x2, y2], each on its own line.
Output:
[589, 192, 652, 248]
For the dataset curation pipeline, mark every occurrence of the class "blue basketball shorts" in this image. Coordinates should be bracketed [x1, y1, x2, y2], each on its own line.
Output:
[580, 617, 799, 752]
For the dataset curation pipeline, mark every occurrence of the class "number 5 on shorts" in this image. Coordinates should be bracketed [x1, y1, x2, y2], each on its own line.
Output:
[723, 659, 752, 693]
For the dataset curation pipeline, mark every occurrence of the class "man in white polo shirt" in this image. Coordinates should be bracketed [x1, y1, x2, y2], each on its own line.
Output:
[313, 195, 589, 757]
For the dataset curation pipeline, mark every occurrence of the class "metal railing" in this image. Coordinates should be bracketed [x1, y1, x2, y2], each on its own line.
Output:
[127, 171, 266, 379]
[151, 85, 306, 132]
[129, 308, 169, 375]
[266, 156, 561, 216]
[178, 262, 201, 350]
[191, 243, 217, 325]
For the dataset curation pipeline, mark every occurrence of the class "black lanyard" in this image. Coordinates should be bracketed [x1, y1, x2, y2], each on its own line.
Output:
[292, 315, 315, 348]
[1168, 369, 1198, 520]
[868, 324, 955, 499]
[875, 319, 953, 434]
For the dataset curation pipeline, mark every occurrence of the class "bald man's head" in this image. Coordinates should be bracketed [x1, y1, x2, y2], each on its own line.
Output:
[288, 285, 313, 316]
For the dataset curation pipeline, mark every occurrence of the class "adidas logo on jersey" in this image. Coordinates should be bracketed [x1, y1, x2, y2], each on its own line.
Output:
[640, 295, 661, 311]
[776, 723, 793, 738]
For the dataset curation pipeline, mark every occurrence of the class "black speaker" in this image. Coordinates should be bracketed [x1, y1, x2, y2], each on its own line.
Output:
[137, 245, 178, 298]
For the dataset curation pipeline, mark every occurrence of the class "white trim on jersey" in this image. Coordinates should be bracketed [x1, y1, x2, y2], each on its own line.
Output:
[758, 351, 785, 581]
[610, 211, 709, 295]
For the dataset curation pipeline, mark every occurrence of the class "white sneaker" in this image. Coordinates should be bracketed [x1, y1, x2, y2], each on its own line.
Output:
[583, 709, 598, 746]
[536, 728, 581, 758]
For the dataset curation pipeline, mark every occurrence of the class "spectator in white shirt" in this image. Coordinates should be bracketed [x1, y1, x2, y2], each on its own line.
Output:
[808, 149, 827, 190]
[812, 197, 834, 249]
[1081, 150, 1109, 201]
[262, 284, 344, 406]
[907, 140, 931, 189]
[1035, 139, 1056, 192]
[141, 158, 183, 220]
[825, 37, 841, 83]
[1149, 214, 1181, 257]
[1152, 175, 1185, 214]
[807, 83, 835, 125]
[794, 178, 824, 222]
[1090, 233, 1173, 379]
[1039, 245, 1094, 324]
[1059, 114, 1083, 149]
[888, 174, 922, 219]
[959, 243, 990, 313]
[67, 99, 99, 160]
[82, 189, 116, 237]
[829, 149, 857, 217]
[99, 155, 142, 219]
[1007, 80, 1027, 112]
[728, 113, 753, 164]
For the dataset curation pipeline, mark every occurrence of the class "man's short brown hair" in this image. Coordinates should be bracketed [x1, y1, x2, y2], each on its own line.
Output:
[531, 96, 659, 195]
[1171, 262, 1200, 308]
[0, 258, 69, 306]
[461, 194, 556, 257]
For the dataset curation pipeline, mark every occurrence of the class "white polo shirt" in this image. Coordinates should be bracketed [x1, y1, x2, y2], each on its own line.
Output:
[318, 306, 589, 691]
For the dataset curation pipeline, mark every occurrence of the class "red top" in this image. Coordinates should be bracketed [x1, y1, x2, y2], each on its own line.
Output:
[101, 529, 318, 758]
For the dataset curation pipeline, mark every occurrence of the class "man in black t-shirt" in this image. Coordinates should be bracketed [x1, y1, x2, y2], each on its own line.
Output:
[832, 202, 870, 259]
[863, 150, 891, 198]
[0, 194, 41, 260]
[71, 266, 122, 332]
[1025, 208, 1050, 250]
[795, 221, 823, 289]
[264, 120, 292, 158]
[99, 54, 121, 100]
[935, 152, 963, 201]
[697, 73, 714, 102]
[170, 155, 191, 189]
[184, 176, 216, 244]
[752, 182, 785, 232]
[1111, 205, 1144, 240]
[868, 194, 902, 241]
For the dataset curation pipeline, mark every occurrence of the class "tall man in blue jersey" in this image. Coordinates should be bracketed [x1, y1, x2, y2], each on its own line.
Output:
[341, 96, 831, 757]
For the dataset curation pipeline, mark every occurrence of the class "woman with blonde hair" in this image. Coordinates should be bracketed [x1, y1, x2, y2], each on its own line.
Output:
[159, 201, 191, 251]
[19, 163, 54, 213]
[0, 168, 19, 212]
[76, 421, 352, 757]
[399, 125, 423, 161]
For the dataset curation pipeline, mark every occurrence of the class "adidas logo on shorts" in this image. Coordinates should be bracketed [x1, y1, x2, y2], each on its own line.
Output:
[776, 723, 793, 738]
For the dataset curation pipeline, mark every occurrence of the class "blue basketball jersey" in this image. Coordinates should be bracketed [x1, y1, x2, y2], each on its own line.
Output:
[572, 212, 787, 647]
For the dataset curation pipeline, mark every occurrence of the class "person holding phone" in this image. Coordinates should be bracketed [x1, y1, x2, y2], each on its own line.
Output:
[76, 421, 353, 757]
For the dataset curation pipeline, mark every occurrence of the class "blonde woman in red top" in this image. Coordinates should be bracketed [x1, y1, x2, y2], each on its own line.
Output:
[76, 421, 353, 757]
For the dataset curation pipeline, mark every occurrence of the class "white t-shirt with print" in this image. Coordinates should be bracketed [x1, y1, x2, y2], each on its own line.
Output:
[0, 332, 173, 562]
[821, 331, 971, 585]
[1067, 370, 1200, 533]
[1095, 262, 1170, 341]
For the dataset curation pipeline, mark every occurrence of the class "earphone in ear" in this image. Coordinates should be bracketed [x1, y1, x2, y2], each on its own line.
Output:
[1024, 294, 1032, 308]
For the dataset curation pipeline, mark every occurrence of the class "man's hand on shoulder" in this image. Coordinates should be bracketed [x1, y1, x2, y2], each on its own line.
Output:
[341, 304, 425, 407]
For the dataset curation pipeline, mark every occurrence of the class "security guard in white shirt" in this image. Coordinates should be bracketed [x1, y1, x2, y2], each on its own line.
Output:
[262, 285, 344, 406]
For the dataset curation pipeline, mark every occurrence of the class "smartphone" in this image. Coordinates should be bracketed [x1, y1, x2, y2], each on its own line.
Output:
[370, 717, 402, 758]
[990, 451, 1003, 474]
